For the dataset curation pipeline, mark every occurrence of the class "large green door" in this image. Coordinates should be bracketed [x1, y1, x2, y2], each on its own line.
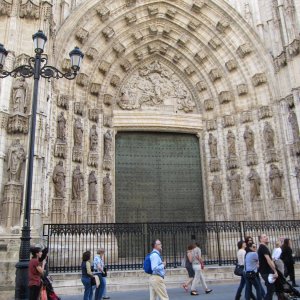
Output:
[115, 132, 204, 223]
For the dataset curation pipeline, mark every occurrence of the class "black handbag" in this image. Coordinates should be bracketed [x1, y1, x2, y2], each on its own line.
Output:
[102, 266, 107, 277]
[234, 264, 244, 276]
[91, 276, 96, 286]
[245, 271, 257, 280]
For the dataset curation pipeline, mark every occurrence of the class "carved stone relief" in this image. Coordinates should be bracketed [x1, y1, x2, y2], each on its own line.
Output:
[194, 50, 207, 64]
[236, 43, 252, 58]
[96, 5, 110, 21]
[7, 114, 28, 134]
[219, 91, 233, 104]
[288, 39, 300, 56]
[125, 12, 136, 24]
[103, 130, 112, 170]
[288, 108, 300, 142]
[269, 164, 283, 198]
[0, 0, 12, 16]
[159, 45, 168, 56]
[57, 112, 66, 142]
[177, 34, 188, 47]
[57, 94, 69, 110]
[98, 60, 111, 75]
[148, 5, 158, 16]
[88, 171, 97, 202]
[248, 168, 261, 201]
[208, 133, 220, 172]
[132, 31, 143, 43]
[51, 197, 64, 224]
[89, 109, 99, 122]
[208, 37, 221, 50]
[196, 80, 207, 91]
[19, 0, 39, 19]
[188, 20, 200, 31]
[204, 99, 214, 111]
[259, 106, 272, 119]
[62, 58, 71, 71]
[14, 53, 30, 69]
[76, 73, 89, 87]
[7, 139, 25, 183]
[103, 173, 112, 205]
[102, 26, 115, 40]
[209, 68, 222, 82]
[252, 73, 267, 86]
[86, 47, 98, 60]
[166, 8, 176, 19]
[149, 24, 158, 35]
[73, 118, 83, 162]
[74, 102, 84, 116]
[211, 175, 222, 203]
[75, 27, 89, 44]
[120, 59, 132, 72]
[216, 19, 230, 33]
[206, 119, 217, 131]
[285, 94, 294, 109]
[173, 54, 182, 63]
[148, 44, 160, 54]
[52, 160, 65, 198]
[237, 84, 248, 95]
[11, 78, 28, 114]
[90, 83, 101, 96]
[72, 166, 84, 200]
[223, 115, 235, 127]
[227, 170, 242, 200]
[103, 94, 113, 106]
[227, 130, 238, 169]
[184, 65, 196, 76]
[113, 43, 126, 57]
[225, 59, 237, 72]
[241, 111, 252, 123]
[110, 75, 120, 87]
[244, 125, 258, 165]
[192, 0, 205, 13]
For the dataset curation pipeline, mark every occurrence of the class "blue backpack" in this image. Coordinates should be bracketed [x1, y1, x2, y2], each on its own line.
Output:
[143, 251, 154, 274]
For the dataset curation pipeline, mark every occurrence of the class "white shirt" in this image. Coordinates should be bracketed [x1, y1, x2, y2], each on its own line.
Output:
[272, 247, 282, 260]
[237, 249, 246, 265]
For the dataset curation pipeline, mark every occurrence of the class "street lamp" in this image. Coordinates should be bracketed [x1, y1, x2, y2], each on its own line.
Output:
[0, 30, 84, 299]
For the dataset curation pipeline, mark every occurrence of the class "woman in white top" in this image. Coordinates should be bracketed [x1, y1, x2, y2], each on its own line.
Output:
[235, 240, 247, 300]
[272, 241, 284, 275]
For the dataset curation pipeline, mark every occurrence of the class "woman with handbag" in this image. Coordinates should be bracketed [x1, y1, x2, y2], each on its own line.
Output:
[244, 243, 262, 300]
[93, 248, 107, 300]
[81, 251, 95, 300]
[234, 240, 247, 300]
[182, 244, 195, 292]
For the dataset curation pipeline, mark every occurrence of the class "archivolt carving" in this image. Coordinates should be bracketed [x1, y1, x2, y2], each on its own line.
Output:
[185, 65, 196, 76]
[225, 59, 237, 72]
[206, 119, 217, 131]
[219, 91, 233, 104]
[148, 44, 160, 54]
[148, 5, 158, 16]
[76, 73, 89, 87]
[188, 20, 200, 31]
[236, 43, 252, 58]
[159, 45, 168, 56]
[208, 37, 221, 50]
[209, 68, 222, 82]
[216, 19, 230, 33]
[204, 99, 214, 111]
[98, 60, 111, 75]
[117, 60, 195, 112]
[19, 0, 39, 19]
[223, 115, 235, 127]
[162, 27, 171, 37]
[103, 94, 113, 106]
[237, 84, 248, 95]
[166, 8, 176, 19]
[113, 43, 126, 57]
[194, 50, 207, 64]
[241, 111, 252, 123]
[192, 0, 205, 13]
[173, 54, 181, 63]
[177, 34, 188, 47]
[102, 26, 115, 40]
[110, 75, 120, 87]
[288, 39, 300, 56]
[252, 73, 267, 86]
[196, 81, 207, 91]
[75, 27, 89, 44]
[125, 12, 137, 24]
[0, 0, 12, 16]
[258, 106, 272, 119]
[90, 83, 101, 96]
[57, 94, 70, 110]
[149, 24, 158, 35]
[14, 54, 30, 68]
[132, 31, 143, 43]
[86, 48, 98, 60]
[96, 5, 110, 21]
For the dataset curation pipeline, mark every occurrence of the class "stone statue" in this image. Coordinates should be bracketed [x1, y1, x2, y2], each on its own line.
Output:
[57, 112, 66, 141]
[243, 125, 255, 152]
[103, 173, 112, 205]
[104, 130, 112, 160]
[227, 130, 236, 156]
[263, 122, 275, 149]
[74, 118, 83, 147]
[288, 109, 300, 142]
[72, 166, 84, 200]
[208, 133, 218, 158]
[247, 168, 261, 201]
[211, 175, 222, 202]
[12, 77, 28, 113]
[227, 170, 241, 200]
[269, 164, 283, 198]
[88, 170, 97, 202]
[89, 124, 98, 151]
[52, 160, 65, 198]
[7, 139, 26, 182]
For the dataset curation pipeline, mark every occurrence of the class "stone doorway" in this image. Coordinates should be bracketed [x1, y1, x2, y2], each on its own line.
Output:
[115, 132, 204, 223]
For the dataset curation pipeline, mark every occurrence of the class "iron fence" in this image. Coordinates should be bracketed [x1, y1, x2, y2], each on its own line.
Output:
[43, 220, 300, 273]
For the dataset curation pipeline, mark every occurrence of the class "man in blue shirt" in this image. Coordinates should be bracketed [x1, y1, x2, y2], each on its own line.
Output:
[149, 239, 169, 300]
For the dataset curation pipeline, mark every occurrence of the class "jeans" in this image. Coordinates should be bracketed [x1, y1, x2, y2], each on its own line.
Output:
[260, 273, 275, 300]
[235, 273, 246, 300]
[103, 276, 107, 296]
[245, 274, 262, 300]
[81, 276, 93, 300]
[94, 273, 106, 300]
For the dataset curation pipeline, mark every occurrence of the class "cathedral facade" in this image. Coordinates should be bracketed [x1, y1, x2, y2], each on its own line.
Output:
[0, 0, 300, 237]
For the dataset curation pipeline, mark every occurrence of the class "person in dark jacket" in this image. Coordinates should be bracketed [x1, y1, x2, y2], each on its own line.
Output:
[281, 238, 298, 287]
[81, 251, 95, 300]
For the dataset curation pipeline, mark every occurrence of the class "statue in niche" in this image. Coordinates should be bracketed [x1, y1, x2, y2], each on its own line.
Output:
[211, 175, 222, 203]
[89, 124, 98, 151]
[88, 170, 97, 202]
[72, 166, 84, 200]
[52, 160, 65, 198]
[57, 112, 66, 142]
[247, 168, 261, 201]
[227, 130, 236, 156]
[288, 109, 300, 142]
[269, 164, 283, 198]
[12, 77, 28, 114]
[104, 130, 112, 160]
[243, 125, 255, 152]
[263, 121, 275, 149]
[74, 118, 83, 147]
[103, 173, 112, 205]
[227, 170, 241, 200]
[208, 133, 218, 158]
[7, 139, 26, 182]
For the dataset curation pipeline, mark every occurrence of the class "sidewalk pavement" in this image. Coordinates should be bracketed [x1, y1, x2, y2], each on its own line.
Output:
[61, 283, 239, 300]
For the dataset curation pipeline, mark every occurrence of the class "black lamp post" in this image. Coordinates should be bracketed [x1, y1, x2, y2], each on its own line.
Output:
[0, 30, 84, 299]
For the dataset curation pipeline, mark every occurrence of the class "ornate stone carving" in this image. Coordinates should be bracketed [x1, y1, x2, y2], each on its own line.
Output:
[237, 84, 248, 95]
[90, 83, 101, 96]
[52, 160, 65, 198]
[225, 59, 237, 72]
[120, 59, 132, 72]
[88, 171, 97, 202]
[98, 60, 111, 75]
[75, 27, 89, 44]
[103, 130, 113, 170]
[269, 164, 283, 198]
[219, 91, 233, 104]
[149, 24, 158, 35]
[263, 122, 275, 150]
[0, 0, 12, 16]
[76, 73, 89, 87]
[103, 173, 112, 205]
[11, 78, 28, 113]
[196, 80, 207, 91]
[51, 197, 64, 224]
[165, 8, 176, 19]
[227, 130, 237, 157]
[69, 200, 81, 223]
[126, 0, 136, 6]
[236, 43, 252, 58]
[177, 34, 188, 47]
[258, 105, 272, 119]
[216, 19, 230, 33]
[110, 75, 120, 87]
[88, 152, 99, 168]
[185, 65, 196, 76]
[57, 94, 69, 110]
[241, 111, 252, 123]
[208, 133, 218, 158]
[211, 175, 222, 202]
[162, 27, 171, 37]
[103, 94, 113, 106]
[72, 166, 84, 200]
[227, 170, 242, 200]
[57, 112, 66, 142]
[188, 20, 200, 31]
[248, 168, 261, 201]
[204, 99, 214, 111]
[72, 147, 82, 163]
[89, 108, 100, 122]
[87, 201, 99, 223]
[7, 139, 25, 183]
[102, 26, 115, 40]
[159, 45, 168, 55]
[288, 109, 300, 142]
[244, 125, 258, 165]
[223, 115, 235, 127]
[274, 51, 287, 71]
[117, 60, 193, 111]
[173, 54, 182, 63]
[103, 115, 113, 127]
[148, 43, 159, 54]
[113, 43, 125, 57]
[19, 0, 39, 19]
[209, 68, 222, 82]
[210, 158, 220, 172]
[266, 148, 278, 163]
[62, 58, 71, 71]
[86, 47, 98, 60]
[285, 94, 294, 109]
[192, 0, 205, 13]
[288, 39, 300, 56]
[252, 73, 267, 86]
[14, 53, 30, 69]
[125, 12, 136, 24]
[89, 123, 99, 148]
[132, 31, 143, 43]
[96, 5, 110, 21]
[73, 117, 83, 147]
[74, 102, 83, 116]
[208, 37, 221, 50]
[54, 141, 67, 158]
[206, 119, 217, 131]
[148, 5, 158, 16]
[7, 114, 28, 134]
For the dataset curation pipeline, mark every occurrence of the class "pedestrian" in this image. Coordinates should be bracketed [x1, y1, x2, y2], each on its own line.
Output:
[182, 244, 195, 292]
[245, 236, 254, 253]
[190, 242, 212, 296]
[29, 246, 46, 300]
[272, 241, 285, 275]
[93, 248, 108, 300]
[281, 238, 298, 287]
[244, 243, 262, 300]
[81, 251, 95, 300]
[149, 239, 169, 300]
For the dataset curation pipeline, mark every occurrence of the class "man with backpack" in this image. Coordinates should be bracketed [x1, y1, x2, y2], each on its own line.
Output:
[146, 239, 169, 300]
